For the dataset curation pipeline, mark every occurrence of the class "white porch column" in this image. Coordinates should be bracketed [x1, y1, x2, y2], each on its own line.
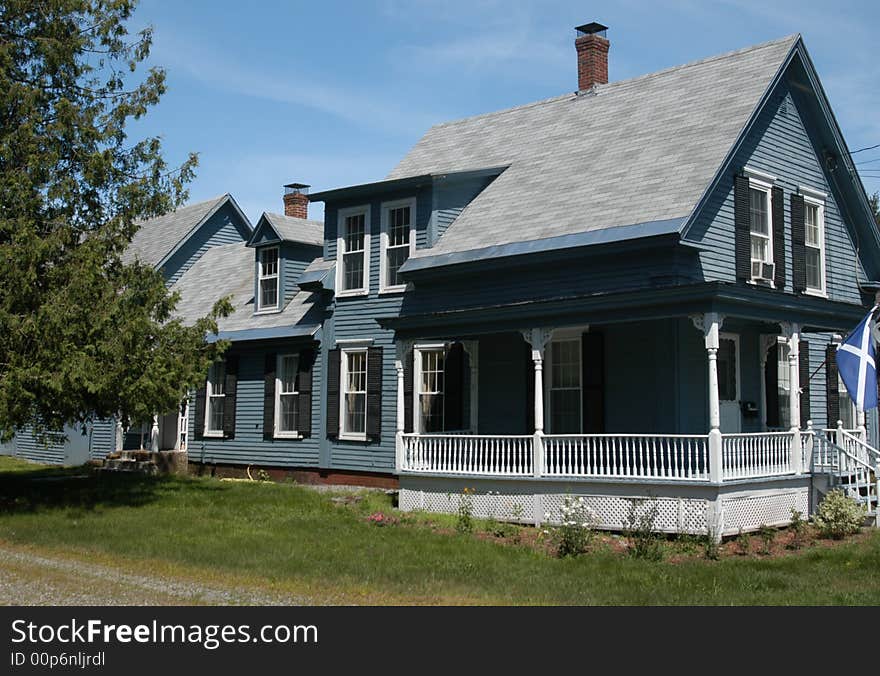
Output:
[783, 322, 803, 474]
[521, 328, 553, 478]
[692, 313, 723, 484]
[150, 414, 159, 453]
[115, 419, 124, 454]
[395, 358, 405, 472]
[856, 408, 867, 442]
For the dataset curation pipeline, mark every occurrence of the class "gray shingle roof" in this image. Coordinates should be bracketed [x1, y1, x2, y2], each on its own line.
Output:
[171, 242, 321, 336]
[122, 195, 229, 267]
[389, 35, 798, 261]
[262, 212, 324, 246]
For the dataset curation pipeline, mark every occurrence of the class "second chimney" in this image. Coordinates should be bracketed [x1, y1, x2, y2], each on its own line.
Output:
[283, 182, 310, 219]
[575, 22, 609, 91]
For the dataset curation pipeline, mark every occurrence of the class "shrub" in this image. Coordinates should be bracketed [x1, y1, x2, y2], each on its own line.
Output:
[703, 531, 721, 561]
[623, 498, 663, 561]
[455, 487, 475, 534]
[788, 508, 807, 549]
[758, 524, 775, 555]
[814, 489, 865, 539]
[735, 528, 751, 556]
[543, 496, 598, 558]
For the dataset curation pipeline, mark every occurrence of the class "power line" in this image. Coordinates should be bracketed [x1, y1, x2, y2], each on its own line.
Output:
[856, 157, 880, 165]
[850, 143, 880, 155]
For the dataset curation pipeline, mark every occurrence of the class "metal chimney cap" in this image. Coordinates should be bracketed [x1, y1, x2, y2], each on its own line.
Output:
[575, 22, 608, 37]
[284, 183, 310, 195]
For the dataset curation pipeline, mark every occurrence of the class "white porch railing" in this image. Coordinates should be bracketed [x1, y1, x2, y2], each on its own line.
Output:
[721, 431, 796, 480]
[401, 434, 534, 476]
[400, 431, 807, 482]
[543, 434, 709, 481]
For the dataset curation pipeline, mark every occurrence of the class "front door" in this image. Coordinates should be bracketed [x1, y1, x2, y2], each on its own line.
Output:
[718, 334, 741, 433]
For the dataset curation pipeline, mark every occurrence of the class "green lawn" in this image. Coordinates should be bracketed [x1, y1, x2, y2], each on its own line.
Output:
[1, 456, 879, 605]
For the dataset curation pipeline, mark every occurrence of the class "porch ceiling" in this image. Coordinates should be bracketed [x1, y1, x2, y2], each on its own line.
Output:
[379, 281, 867, 338]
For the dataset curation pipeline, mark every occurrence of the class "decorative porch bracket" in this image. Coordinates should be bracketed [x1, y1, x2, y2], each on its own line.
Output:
[780, 322, 803, 475]
[521, 327, 557, 477]
[690, 312, 724, 484]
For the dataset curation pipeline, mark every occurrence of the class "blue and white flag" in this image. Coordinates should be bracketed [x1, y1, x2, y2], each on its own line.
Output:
[837, 306, 879, 412]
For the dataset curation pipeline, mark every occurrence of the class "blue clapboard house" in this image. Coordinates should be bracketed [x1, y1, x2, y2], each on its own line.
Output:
[11, 25, 880, 536]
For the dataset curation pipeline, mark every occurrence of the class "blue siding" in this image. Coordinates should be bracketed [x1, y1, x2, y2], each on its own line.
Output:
[13, 423, 92, 465]
[188, 342, 322, 468]
[689, 83, 864, 303]
[161, 202, 251, 285]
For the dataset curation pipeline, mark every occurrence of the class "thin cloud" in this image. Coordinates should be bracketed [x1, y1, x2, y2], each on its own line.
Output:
[150, 33, 442, 137]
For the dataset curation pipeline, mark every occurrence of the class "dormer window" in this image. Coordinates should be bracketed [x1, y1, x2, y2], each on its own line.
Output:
[337, 206, 370, 296]
[258, 246, 279, 311]
[380, 198, 416, 293]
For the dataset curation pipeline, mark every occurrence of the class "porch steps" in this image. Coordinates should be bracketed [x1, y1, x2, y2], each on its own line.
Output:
[97, 451, 158, 476]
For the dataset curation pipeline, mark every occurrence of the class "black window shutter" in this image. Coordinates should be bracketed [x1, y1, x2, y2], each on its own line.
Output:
[403, 349, 414, 433]
[443, 343, 465, 431]
[765, 343, 779, 428]
[825, 344, 839, 426]
[525, 341, 535, 434]
[799, 340, 810, 428]
[791, 194, 807, 293]
[734, 174, 752, 283]
[193, 382, 207, 441]
[366, 347, 383, 440]
[582, 332, 606, 433]
[263, 352, 276, 441]
[296, 348, 315, 438]
[326, 349, 340, 439]
[222, 355, 238, 439]
[772, 186, 786, 289]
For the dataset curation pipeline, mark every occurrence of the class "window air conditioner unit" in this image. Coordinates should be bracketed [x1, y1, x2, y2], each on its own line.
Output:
[751, 260, 775, 282]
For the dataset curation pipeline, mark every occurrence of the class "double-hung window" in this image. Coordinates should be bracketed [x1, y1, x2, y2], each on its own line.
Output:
[258, 247, 279, 311]
[547, 339, 582, 434]
[416, 347, 445, 433]
[337, 207, 370, 296]
[380, 199, 415, 292]
[205, 362, 226, 436]
[748, 181, 773, 282]
[341, 348, 368, 438]
[275, 354, 299, 437]
[803, 192, 826, 295]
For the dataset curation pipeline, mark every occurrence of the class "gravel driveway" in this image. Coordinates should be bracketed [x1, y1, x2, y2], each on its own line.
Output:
[0, 543, 313, 606]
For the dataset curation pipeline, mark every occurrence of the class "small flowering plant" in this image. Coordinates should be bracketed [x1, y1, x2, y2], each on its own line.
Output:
[543, 496, 598, 557]
[366, 512, 399, 527]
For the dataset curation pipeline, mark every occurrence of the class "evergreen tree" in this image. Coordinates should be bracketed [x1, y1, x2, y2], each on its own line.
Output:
[0, 0, 231, 438]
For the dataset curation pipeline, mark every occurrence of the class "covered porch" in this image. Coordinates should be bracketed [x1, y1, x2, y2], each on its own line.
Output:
[383, 283, 875, 536]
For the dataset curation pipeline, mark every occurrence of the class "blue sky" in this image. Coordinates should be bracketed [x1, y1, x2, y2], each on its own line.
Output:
[130, 0, 880, 223]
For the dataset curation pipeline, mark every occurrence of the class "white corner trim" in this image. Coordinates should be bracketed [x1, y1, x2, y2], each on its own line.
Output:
[798, 185, 828, 201]
[743, 166, 777, 185]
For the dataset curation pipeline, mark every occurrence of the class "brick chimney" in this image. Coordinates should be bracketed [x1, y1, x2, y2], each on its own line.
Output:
[283, 182, 310, 219]
[575, 22, 609, 91]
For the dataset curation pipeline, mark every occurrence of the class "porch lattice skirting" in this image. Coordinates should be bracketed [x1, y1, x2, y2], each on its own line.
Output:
[399, 476, 812, 537]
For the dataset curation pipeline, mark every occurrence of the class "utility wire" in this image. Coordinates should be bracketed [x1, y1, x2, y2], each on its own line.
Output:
[850, 143, 880, 155]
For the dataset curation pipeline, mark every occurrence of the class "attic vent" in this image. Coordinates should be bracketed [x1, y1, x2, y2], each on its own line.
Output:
[778, 99, 789, 116]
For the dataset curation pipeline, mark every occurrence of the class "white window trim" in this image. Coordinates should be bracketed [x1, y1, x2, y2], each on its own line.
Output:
[413, 343, 447, 434]
[802, 192, 827, 297]
[256, 246, 280, 313]
[543, 335, 583, 434]
[274, 353, 301, 439]
[204, 363, 225, 438]
[747, 177, 775, 288]
[339, 346, 368, 441]
[336, 205, 371, 298]
[379, 197, 417, 294]
[743, 166, 778, 185]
